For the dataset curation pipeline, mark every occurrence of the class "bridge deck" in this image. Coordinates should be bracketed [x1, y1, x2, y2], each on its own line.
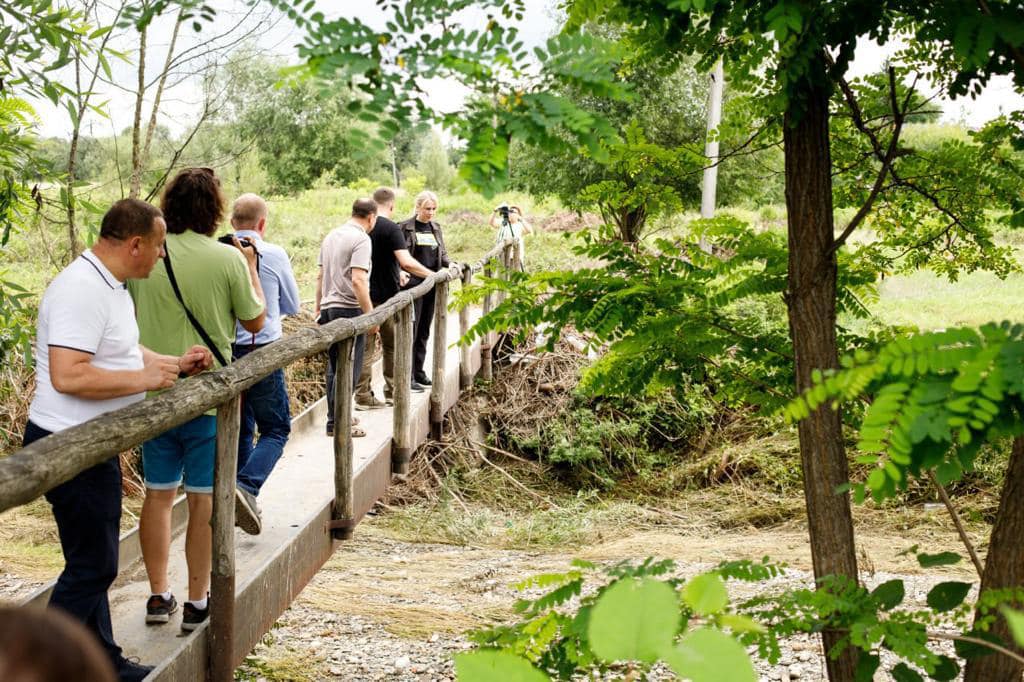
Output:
[30, 309, 482, 679]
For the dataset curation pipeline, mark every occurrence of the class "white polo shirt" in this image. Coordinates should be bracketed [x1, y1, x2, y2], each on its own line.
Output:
[29, 250, 146, 432]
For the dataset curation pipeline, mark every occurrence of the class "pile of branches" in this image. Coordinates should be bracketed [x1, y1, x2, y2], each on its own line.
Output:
[386, 339, 589, 509]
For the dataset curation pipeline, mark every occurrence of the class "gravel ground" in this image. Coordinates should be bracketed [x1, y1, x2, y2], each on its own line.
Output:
[234, 522, 969, 682]
[0, 517, 972, 682]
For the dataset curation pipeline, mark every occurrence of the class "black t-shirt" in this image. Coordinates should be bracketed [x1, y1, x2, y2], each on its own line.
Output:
[368, 217, 408, 304]
[413, 220, 440, 272]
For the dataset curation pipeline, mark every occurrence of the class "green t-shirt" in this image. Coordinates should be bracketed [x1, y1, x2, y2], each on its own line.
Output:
[129, 230, 264, 368]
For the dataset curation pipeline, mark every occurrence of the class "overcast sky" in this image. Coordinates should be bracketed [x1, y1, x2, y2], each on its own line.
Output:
[35, 0, 1023, 139]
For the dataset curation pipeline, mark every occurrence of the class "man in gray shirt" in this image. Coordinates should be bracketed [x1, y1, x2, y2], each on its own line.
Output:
[315, 198, 378, 437]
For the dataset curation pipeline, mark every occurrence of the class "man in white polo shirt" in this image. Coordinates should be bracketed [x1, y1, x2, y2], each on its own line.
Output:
[23, 199, 211, 682]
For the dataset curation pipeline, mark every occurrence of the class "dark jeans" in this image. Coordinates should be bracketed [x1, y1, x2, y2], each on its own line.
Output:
[411, 286, 436, 379]
[233, 343, 292, 497]
[320, 307, 366, 428]
[24, 420, 123, 665]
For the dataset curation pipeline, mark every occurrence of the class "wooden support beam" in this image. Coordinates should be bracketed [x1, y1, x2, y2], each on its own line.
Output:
[330, 336, 355, 540]
[480, 262, 494, 382]
[430, 278, 448, 441]
[210, 395, 240, 682]
[459, 268, 473, 390]
[392, 303, 413, 475]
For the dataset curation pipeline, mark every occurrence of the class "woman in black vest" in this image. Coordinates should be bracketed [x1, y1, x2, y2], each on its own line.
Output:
[398, 190, 450, 387]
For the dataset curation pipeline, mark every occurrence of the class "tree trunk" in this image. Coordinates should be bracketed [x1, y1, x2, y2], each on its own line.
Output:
[129, 25, 148, 199]
[964, 435, 1024, 681]
[139, 10, 184, 179]
[783, 58, 859, 682]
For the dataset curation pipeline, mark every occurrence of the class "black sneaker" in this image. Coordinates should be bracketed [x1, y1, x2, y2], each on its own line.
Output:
[414, 373, 432, 386]
[114, 656, 154, 682]
[325, 422, 334, 437]
[145, 593, 178, 624]
[234, 487, 261, 535]
[410, 381, 425, 392]
[181, 599, 210, 633]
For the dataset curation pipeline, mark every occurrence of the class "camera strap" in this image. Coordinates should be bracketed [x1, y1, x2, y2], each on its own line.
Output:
[162, 245, 229, 368]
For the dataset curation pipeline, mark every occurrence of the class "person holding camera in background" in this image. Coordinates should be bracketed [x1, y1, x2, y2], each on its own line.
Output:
[129, 167, 266, 634]
[490, 203, 532, 270]
[224, 193, 301, 536]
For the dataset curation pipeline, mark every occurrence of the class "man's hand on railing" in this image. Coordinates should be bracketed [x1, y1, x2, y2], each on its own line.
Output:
[178, 345, 214, 376]
[143, 353, 180, 390]
[447, 262, 463, 280]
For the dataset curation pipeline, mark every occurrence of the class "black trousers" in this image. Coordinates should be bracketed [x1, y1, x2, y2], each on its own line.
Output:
[412, 286, 436, 378]
[24, 420, 123, 664]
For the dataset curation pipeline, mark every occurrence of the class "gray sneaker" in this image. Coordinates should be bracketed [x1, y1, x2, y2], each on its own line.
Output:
[356, 395, 387, 410]
[234, 487, 261, 535]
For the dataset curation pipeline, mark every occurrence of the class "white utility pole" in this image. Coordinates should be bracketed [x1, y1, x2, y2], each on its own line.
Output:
[701, 58, 725, 221]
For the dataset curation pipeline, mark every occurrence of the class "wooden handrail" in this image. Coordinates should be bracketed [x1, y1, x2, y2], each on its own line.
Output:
[0, 239, 515, 515]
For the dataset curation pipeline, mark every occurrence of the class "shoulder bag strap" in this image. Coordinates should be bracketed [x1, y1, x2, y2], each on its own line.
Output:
[163, 245, 229, 367]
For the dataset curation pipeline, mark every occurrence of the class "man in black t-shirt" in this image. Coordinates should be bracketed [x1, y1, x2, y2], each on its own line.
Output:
[355, 187, 433, 408]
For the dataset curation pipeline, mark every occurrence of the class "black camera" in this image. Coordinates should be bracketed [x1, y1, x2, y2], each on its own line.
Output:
[496, 204, 510, 220]
[218, 234, 255, 249]
[218, 234, 260, 271]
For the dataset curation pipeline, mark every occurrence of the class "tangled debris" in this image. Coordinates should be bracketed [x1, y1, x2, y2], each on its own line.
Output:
[385, 339, 589, 509]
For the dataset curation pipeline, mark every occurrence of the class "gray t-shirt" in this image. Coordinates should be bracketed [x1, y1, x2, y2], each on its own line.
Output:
[318, 221, 371, 310]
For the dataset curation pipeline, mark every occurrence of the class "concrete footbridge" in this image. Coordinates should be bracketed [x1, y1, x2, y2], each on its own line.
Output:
[0, 241, 519, 680]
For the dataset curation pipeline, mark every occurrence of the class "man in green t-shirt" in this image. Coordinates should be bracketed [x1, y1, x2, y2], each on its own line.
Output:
[128, 168, 265, 633]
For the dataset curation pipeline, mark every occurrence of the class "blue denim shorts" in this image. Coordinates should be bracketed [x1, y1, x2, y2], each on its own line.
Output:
[142, 415, 217, 493]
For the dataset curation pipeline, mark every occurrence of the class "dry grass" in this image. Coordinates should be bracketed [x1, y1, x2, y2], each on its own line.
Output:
[237, 642, 326, 681]
[299, 537, 513, 638]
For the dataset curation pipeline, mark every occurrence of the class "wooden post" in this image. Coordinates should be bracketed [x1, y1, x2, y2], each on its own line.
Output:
[480, 262, 494, 382]
[330, 336, 355, 540]
[210, 395, 240, 682]
[392, 303, 413, 475]
[512, 240, 523, 272]
[430, 278, 448, 441]
[458, 267, 473, 390]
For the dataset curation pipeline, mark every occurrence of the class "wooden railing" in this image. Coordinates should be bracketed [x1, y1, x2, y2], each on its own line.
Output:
[0, 238, 518, 681]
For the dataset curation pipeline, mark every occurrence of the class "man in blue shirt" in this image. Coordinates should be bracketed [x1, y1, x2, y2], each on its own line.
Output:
[228, 193, 301, 535]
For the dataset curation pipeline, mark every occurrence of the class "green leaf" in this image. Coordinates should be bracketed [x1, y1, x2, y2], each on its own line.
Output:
[931, 655, 959, 681]
[926, 582, 972, 612]
[891, 663, 924, 682]
[717, 613, 766, 634]
[917, 552, 962, 568]
[1001, 606, 1024, 647]
[454, 651, 549, 682]
[663, 628, 757, 682]
[587, 578, 679, 663]
[871, 579, 905, 611]
[683, 572, 729, 616]
[854, 653, 880, 682]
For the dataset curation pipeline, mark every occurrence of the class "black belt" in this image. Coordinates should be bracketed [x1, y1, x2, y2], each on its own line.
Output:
[232, 341, 272, 350]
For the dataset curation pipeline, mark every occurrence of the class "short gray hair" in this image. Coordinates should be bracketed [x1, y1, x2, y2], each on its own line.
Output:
[414, 190, 438, 209]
